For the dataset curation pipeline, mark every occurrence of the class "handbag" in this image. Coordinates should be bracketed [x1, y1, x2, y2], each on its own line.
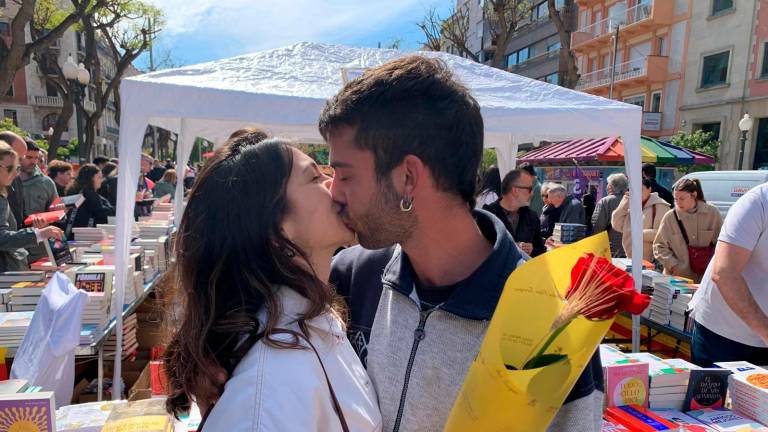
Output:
[197, 331, 350, 432]
[673, 210, 714, 275]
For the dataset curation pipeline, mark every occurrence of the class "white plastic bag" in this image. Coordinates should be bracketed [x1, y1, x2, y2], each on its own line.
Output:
[11, 272, 87, 408]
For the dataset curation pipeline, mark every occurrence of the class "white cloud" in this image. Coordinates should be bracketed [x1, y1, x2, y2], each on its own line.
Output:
[146, 0, 437, 52]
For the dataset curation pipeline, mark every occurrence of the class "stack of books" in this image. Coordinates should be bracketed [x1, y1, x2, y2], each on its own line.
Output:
[648, 280, 677, 325]
[72, 227, 106, 243]
[0, 312, 34, 349]
[134, 236, 170, 273]
[670, 289, 696, 332]
[56, 400, 125, 432]
[0, 272, 45, 312]
[8, 279, 50, 312]
[137, 221, 172, 239]
[104, 314, 138, 359]
[718, 362, 768, 426]
[624, 352, 700, 410]
[552, 223, 586, 245]
[80, 324, 99, 346]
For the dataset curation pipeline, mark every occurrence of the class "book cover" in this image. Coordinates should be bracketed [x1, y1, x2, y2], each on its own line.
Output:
[687, 408, 768, 431]
[601, 419, 631, 432]
[43, 237, 73, 267]
[606, 363, 650, 407]
[604, 405, 677, 432]
[102, 398, 171, 432]
[651, 408, 708, 426]
[714, 361, 767, 375]
[23, 210, 65, 227]
[684, 369, 732, 411]
[0, 391, 55, 432]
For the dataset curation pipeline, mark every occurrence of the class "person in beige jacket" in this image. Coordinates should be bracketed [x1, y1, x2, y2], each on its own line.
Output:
[611, 178, 670, 262]
[653, 178, 723, 282]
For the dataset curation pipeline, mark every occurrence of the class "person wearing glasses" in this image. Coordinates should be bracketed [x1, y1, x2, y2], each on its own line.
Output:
[0, 141, 63, 271]
[483, 169, 545, 257]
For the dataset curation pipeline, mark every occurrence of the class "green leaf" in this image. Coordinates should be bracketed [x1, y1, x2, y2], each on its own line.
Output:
[523, 353, 568, 370]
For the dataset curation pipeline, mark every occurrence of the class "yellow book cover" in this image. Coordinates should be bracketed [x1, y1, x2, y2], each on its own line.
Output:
[101, 399, 171, 432]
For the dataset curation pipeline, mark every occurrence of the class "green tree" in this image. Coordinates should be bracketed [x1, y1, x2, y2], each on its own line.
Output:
[670, 130, 719, 174]
[0, 118, 48, 151]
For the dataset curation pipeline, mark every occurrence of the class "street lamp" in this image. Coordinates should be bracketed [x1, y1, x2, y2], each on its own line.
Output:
[100, 137, 108, 156]
[62, 54, 90, 164]
[738, 113, 754, 170]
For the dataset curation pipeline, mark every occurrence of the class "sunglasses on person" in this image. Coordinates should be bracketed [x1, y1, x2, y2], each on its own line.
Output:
[511, 184, 534, 192]
[1, 164, 20, 174]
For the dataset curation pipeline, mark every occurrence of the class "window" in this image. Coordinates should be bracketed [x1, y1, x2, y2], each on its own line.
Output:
[541, 72, 558, 84]
[45, 82, 58, 97]
[695, 122, 722, 140]
[657, 36, 666, 56]
[623, 94, 646, 109]
[547, 41, 561, 52]
[507, 52, 518, 67]
[0, 0, 5, 7]
[700, 50, 730, 88]
[650, 91, 662, 113]
[518, 47, 530, 63]
[754, 118, 768, 170]
[712, 0, 734, 16]
[536, 2, 549, 20]
[5, 84, 12, 98]
[3, 110, 18, 126]
[761, 42, 768, 78]
[0, 22, 9, 37]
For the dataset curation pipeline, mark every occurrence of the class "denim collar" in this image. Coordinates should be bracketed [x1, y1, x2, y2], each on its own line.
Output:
[381, 209, 523, 320]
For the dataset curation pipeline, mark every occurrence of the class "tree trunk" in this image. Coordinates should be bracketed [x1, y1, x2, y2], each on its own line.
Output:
[48, 101, 74, 162]
[548, 0, 580, 89]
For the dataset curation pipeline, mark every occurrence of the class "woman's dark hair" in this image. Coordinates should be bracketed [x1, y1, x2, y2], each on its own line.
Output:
[641, 177, 653, 189]
[66, 164, 100, 195]
[164, 133, 343, 417]
[480, 167, 501, 196]
[673, 178, 705, 201]
[102, 162, 118, 178]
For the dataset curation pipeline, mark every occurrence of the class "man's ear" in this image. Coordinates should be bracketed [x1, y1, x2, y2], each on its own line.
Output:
[401, 155, 425, 198]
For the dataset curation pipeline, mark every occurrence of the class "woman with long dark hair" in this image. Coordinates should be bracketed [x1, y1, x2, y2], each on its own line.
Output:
[164, 133, 380, 431]
[66, 164, 115, 229]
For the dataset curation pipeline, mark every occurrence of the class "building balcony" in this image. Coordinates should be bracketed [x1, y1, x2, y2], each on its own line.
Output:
[575, 55, 669, 92]
[571, 1, 674, 53]
[106, 125, 119, 136]
[507, 49, 560, 73]
[29, 95, 63, 108]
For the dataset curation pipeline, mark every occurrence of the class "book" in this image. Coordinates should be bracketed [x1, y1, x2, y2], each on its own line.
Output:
[0, 391, 56, 431]
[601, 419, 631, 431]
[0, 379, 28, 394]
[606, 363, 650, 408]
[714, 361, 766, 375]
[625, 353, 698, 388]
[56, 400, 125, 432]
[101, 398, 172, 432]
[684, 369, 732, 411]
[0, 272, 45, 283]
[651, 408, 708, 426]
[650, 385, 688, 396]
[74, 266, 115, 293]
[23, 210, 65, 226]
[604, 405, 678, 432]
[686, 408, 768, 431]
[51, 194, 85, 209]
[43, 237, 74, 267]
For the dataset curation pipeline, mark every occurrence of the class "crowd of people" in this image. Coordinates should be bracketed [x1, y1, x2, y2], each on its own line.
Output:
[0, 129, 202, 273]
[476, 161, 726, 284]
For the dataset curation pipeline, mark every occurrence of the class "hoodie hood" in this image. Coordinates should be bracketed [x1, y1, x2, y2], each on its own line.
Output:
[643, 192, 669, 210]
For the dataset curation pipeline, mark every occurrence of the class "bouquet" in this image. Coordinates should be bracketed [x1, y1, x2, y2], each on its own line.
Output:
[444, 233, 650, 431]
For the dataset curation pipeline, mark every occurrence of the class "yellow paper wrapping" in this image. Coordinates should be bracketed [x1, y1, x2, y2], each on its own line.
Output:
[444, 233, 614, 431]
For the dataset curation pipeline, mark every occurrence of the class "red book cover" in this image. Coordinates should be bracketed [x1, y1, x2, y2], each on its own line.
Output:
[150, 360, 168, 396]
[23, 210, 65, 226]
[605, 405, 677, 432]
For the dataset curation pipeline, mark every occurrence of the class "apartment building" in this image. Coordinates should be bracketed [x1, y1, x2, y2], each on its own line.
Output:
[0, 1, 123, 158]
[678, 0, 768, 170]
[571, 0, 692, 139]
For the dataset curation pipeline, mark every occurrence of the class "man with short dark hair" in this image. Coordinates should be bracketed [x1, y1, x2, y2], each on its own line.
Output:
[48, 160, 73, 197]
[92, 156, 109, 170]
[20, 140, 58, 219]
[483, 169, 545, 257]
[642, 163, 673, 205]
[324, 56, 603, 432]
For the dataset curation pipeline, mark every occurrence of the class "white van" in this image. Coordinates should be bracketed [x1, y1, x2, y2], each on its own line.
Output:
[679, 170, 768, 218]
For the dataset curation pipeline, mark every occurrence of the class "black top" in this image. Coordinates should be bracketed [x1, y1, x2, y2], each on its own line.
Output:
[54, 182, 67, 199]
[98, 176, 118, 208]
[483, 200, 546, 257]
[540, 204, 562, 239]
[7, 177, 24, 227]
[71, 188, 116, 230]
[146, 166, 166, 183]
[651, 180, 674, 206]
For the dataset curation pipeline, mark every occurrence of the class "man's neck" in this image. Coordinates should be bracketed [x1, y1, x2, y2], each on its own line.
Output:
[402, 203, 492, 288]
[20, 171, 33, 181]
[499, 196, 520, 213]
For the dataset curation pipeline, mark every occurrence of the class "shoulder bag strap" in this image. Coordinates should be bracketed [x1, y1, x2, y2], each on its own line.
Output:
[673, 210, 690, 245]
[300, 333, 351, 432]
[652, 205, 657, 227]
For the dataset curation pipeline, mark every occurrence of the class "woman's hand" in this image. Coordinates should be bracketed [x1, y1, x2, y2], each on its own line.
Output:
[39, 226, 63, 240]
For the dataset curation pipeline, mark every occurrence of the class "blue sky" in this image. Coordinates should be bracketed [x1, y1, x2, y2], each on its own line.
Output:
[136, 0, 454, 70]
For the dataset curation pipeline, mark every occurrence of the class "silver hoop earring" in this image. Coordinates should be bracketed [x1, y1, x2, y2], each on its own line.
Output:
[400, 197, 414, 212]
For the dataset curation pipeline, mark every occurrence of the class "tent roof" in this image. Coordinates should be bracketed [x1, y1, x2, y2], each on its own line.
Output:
[121, 42, 640, 146]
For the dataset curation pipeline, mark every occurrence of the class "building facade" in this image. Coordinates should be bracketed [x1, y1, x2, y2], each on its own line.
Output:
[571, 0, 691, 139]
[678, 0, 767, 170]
[1, 1, 123, 158]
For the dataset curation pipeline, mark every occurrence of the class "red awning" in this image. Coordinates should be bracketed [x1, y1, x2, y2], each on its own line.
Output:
[520, 137, 619, 163]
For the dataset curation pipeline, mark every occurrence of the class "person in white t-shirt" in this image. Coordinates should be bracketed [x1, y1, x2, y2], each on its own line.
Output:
[690, 182, 768, 367]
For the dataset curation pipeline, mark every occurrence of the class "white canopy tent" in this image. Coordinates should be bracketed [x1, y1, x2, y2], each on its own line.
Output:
[114, 42, 644, 398]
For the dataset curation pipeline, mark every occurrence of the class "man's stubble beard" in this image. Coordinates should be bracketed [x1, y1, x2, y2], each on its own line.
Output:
[353, 178, 417, 250]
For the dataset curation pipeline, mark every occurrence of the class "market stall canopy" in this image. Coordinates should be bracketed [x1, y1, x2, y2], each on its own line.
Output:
[520, 136, 715, 166]
[114, 42, 646, 394]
